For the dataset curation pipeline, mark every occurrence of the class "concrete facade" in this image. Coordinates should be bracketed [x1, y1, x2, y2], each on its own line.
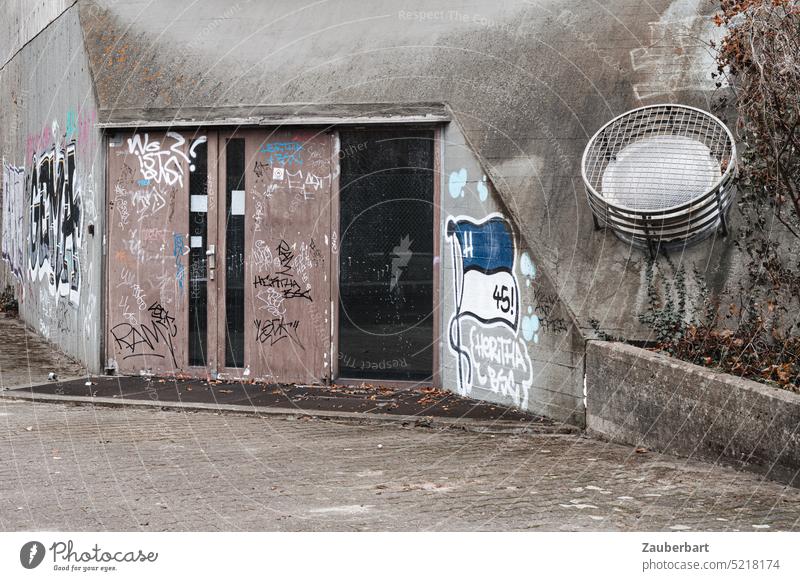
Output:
[0, 0, 743, 425]
[75, 0, 731, 341]
[586, 340, 800, 487]
[0, 3, 103, 371]
[441, 119, 584, 424]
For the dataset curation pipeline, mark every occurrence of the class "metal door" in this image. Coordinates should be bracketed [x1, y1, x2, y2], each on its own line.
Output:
[107, 128, 332, 383]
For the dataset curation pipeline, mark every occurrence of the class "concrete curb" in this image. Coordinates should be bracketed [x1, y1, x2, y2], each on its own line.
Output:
[0, 389, 579, 435]
[586, 340, 800, 487]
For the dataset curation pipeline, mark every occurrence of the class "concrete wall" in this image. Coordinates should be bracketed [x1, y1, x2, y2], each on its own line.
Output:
[0, 0, 75, 66]
[0, 4, 104, 372]
[78, 0, 732, 343]
[586, 341, 800, 487]
[442, 121, 584, 425]
[0, 0, 747, 414]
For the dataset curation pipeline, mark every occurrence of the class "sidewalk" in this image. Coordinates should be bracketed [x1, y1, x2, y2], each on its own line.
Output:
[0, 314, 571, 433]
[3, 399, 799, 531]
[5, 375, 570, 432]
[0, 314, 86, 389]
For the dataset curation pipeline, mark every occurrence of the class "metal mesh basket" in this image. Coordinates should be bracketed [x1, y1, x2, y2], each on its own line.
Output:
[581, 104, 737, 254]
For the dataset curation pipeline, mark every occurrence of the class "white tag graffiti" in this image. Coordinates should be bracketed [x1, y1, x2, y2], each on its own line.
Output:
[127, 133, 207, 187]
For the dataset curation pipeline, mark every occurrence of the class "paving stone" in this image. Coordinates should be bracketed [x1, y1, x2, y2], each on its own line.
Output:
[1, 400, 798, 531]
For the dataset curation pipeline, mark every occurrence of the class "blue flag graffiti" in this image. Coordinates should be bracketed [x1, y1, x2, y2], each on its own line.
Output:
[447, 213, 525, 401]
[446, 214, 519, 330]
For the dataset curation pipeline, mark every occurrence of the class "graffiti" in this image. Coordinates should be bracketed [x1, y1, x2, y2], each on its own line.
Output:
[112, 184, 130, 229]
[122, 238, 141, 263]
[252, 239, 275, 271]
[141, 228, 166, 242]
[2, 163, 25, 278]
[389, 234, 413, 294]
[253, 201, 264, 232]
[477, 175, 489, 202]
[118, 267, 136, 288]
[28, 139, 82, 305]
[253, 160, 271, 179]
[629, 0, 722, 100]
[117, 267, 148, 311]
[173, 233, 188, 293]
[293, 241, 313, 289]
[254, 143, 331, 217]
[446, 213, 532, 408]
[260, 141, 303, 166]
[64, 109, 96, 153]
[110, 301, 178, 366]
[150, 271, 177, 306]
[256, 287, 286, 317]
[308, 238, 324, 267]
[127, 132, 206, 187]
[254, 316, 303, 349]
[132, 284, 148, 311]
[253, 273, 312, 301]
[468, 326, 533, 406]
[130, 187, 167, 219]
[55, 304, 74, 334]
[118, 295, 138, 325]
[83, 291, 98, 340]
[448, 168, 467, 198]
[251, 239, 313, 300]
[302, 172, 327, 200]
[531, 286, 569, 334]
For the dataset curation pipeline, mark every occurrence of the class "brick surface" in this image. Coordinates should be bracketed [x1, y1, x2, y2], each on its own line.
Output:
[1, 400, 799, 531]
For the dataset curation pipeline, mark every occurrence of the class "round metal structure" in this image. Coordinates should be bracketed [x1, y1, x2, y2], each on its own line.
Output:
[581, 104, 737, 254]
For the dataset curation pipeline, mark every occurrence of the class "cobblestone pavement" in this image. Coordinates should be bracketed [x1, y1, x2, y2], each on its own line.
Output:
[0, 316, 85, 390]
[1, 400, 799, 531]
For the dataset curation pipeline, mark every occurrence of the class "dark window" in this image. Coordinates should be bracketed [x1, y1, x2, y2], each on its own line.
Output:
[338, 130, 435, 380]
[225, 138, 246, 367]
[188, 139, 208, 366]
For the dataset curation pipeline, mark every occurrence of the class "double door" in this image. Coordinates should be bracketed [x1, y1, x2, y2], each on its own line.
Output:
[106, 129, 333, 382]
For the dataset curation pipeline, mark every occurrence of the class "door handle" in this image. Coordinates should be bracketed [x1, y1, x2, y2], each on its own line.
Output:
[206, 244, 216, 280]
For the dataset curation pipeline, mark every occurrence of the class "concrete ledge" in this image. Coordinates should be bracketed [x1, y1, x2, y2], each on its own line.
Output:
[97, 102, 450, 128]
[0, 390, 578, 436]
[586, 340, 800, 487]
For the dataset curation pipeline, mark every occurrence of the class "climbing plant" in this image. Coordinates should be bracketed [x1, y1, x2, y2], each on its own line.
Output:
[631, 1, 800, 392]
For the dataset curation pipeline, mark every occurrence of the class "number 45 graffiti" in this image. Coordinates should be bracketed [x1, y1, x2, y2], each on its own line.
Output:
[493, 284, 516, 316]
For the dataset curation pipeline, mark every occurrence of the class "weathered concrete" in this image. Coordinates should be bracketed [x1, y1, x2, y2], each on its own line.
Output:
[0, 316, 85, 390]
[441, 119, 584, 424]
[0, 3, 104, 372]
[586, 340, 800, 487]
[77, 0, 733, 341]
[2, 399, 800, 531]
[0, 0, 74, 67]
[0, 0, 764, 425]
[0, 389, 577, 436]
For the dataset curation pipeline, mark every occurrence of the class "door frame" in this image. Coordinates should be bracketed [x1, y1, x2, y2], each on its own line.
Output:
[330, 125, 442, 388]
[103, 123, 441, 385]
[182, 130, 220, 377]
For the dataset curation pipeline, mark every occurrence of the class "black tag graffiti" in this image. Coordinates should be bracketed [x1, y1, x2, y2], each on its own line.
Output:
[254, 317, 304, 349]
[252, 239, 312, 300]
[110, 301, 179, 366]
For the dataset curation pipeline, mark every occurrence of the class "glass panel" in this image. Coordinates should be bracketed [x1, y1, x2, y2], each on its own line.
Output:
[188, 139, 208, 366]
[225, 138, 246, 367]
[338, 130, 434, 380]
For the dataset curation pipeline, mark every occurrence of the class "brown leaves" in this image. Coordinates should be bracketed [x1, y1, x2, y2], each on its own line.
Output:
[668, 322, 800, 393]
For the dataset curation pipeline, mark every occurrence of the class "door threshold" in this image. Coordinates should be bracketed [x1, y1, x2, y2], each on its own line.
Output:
[331, 377, 434, 391]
